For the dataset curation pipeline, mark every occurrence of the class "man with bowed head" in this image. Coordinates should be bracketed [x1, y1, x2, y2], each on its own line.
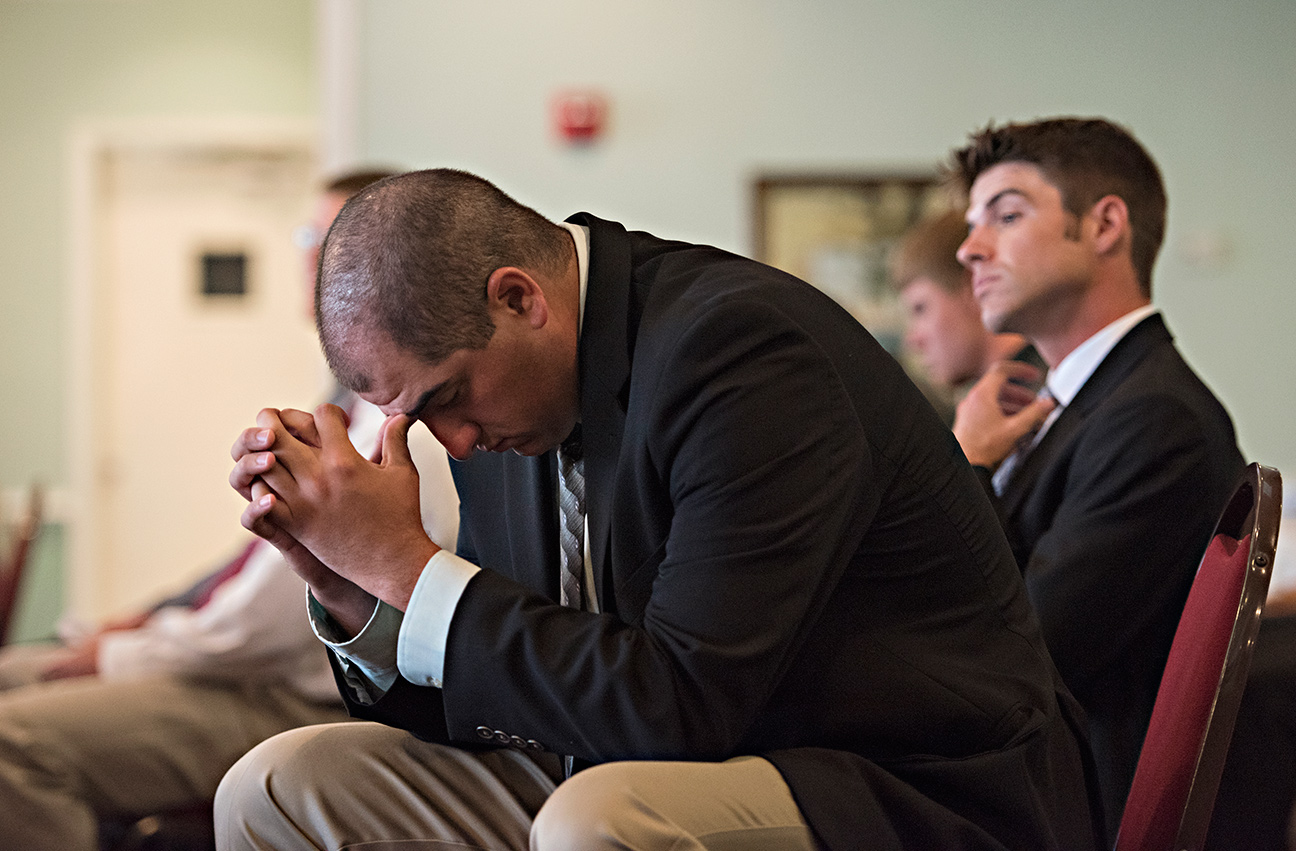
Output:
[0, 169, 461, 851]
[222, 168, 1105, 850]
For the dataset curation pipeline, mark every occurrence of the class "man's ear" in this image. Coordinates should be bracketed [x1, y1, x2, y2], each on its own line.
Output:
[485, 267, 549, 329]
[1088, 195, 1130, 257]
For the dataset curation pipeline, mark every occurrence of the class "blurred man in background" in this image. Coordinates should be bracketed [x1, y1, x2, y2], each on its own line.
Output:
[0, 170, 461, 851]
[889, 208, 1040, 396]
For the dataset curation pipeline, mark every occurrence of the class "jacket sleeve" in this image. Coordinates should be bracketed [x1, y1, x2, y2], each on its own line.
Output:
[439, 296, 880, 762]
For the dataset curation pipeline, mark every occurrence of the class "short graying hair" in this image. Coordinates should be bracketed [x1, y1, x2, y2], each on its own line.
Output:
[316, 169, 572, 390]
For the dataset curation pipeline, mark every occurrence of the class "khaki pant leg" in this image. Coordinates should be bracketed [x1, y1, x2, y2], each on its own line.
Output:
[532, 756, 819, 851]
[0, 674, 348, 851]
[0, 641, 63, 690]
[215, 722, 562, 851]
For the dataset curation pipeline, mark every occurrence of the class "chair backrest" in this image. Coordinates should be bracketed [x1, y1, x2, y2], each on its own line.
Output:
[1114, 463, 1282, 851]
[0, 484, 44, 646]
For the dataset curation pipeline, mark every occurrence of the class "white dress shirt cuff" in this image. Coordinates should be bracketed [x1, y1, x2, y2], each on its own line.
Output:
[397, 549, 480, 689]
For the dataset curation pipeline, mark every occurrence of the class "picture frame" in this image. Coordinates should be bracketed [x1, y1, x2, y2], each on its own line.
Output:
[752, 172, 955, 355]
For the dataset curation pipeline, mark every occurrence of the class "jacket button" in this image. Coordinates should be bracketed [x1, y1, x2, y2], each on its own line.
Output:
[526, 739, 545, 752]
[476, 726, 494, 740]
[509, 735, 527, 749]
[493, 730, 511, 744]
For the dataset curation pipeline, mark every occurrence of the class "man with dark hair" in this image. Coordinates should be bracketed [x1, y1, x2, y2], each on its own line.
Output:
[948, 116, 1244, 835]
[223, 168, 1104, 851]
[889, 208, 1040, 392]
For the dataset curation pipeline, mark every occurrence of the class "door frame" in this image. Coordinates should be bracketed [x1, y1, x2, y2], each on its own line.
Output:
[65, 116, 316, 619]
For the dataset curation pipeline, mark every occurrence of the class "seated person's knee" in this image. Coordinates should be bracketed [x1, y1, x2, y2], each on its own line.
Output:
[531, 762, 644, 851]
[215, 725, 331, 834]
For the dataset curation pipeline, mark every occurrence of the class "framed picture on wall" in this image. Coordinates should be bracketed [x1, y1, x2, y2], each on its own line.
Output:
[752, 172, 956, 355]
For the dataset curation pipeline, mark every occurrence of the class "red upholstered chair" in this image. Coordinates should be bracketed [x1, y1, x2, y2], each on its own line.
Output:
[1114, 463, 1282, 851]
[0, 483, 43, 646]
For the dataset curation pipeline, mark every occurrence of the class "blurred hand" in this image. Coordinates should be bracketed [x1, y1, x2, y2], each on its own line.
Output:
[953, 360, 1056, 469]
[39, 639, 100, 681]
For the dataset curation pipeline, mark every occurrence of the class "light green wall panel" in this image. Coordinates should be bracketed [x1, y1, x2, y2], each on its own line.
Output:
[356, 0, 1296, 479]
[0, 0, 315, 488]
[0, 0, 315, 623]
[9, 524, 64, 644]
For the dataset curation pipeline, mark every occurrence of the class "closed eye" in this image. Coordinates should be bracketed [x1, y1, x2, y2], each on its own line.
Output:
[404, 386, 440, 419]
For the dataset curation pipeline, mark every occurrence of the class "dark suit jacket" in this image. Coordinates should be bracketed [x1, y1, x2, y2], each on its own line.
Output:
[977, 313, 1244, 835]
[343, 215, 1105, 850]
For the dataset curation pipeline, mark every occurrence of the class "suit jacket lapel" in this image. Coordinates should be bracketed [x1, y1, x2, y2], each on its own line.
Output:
[999, 314, 1173, 518]
[565, 214, 636, 611]
[450, 449, 560, 597]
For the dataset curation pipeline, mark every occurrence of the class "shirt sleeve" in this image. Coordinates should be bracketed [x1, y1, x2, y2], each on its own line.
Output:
[307, 549, 479, 699]
[97, 543, 324, 688]
[308, 592, 404, 702]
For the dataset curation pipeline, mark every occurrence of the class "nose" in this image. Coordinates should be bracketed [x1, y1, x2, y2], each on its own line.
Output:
[904, 324, 926, 353]
[956, 225, 988, 267]
[426, 416, 480, 461]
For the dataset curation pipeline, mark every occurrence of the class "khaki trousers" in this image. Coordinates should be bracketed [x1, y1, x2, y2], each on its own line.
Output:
[0, 641, 65, 689]
[215, 721, 819, 851]
[0, 673, 348, 851]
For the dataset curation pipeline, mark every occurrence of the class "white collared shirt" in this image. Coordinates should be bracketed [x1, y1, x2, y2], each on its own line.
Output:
[1045, 303, 1159, 411]
[990, 304, 1159, 496]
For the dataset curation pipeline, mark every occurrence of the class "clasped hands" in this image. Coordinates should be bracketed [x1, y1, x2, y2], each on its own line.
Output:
[952, 360, 1056, 470]
[229, 404, 440, 634]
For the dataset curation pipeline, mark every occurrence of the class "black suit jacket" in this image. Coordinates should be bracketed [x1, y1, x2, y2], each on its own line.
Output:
[979, 313, 1244, 834]
[343, 216, 1104, 850]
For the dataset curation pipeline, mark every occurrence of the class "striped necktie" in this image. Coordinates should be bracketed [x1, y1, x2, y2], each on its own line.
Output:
[557, 426, 586, 609]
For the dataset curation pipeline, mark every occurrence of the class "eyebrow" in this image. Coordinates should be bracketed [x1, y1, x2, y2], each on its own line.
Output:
[404, 384, 443, 418]
[983, 187, 1028, 211]
[968, 187, 1029, 227]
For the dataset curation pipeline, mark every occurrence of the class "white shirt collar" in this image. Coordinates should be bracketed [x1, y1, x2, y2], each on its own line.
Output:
[561, 221, 590, 336]
[1046, 304, 1159, 406]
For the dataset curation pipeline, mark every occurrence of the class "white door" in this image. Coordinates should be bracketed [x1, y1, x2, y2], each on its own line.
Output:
[73, 132, 326, 619]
